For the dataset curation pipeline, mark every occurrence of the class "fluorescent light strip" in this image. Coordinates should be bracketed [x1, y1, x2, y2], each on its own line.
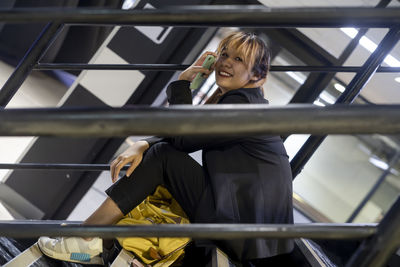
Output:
[313, 100, 325, 106]
[334, 83, 346, 93]
[319, 91, 336, 104]
[340, 28, 400, 67]
[384, 55, 400, 67]
[286, 71, 306, 84]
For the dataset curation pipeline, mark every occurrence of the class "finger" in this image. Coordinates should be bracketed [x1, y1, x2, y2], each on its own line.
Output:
[113, 157, 131, 181]
[201, 68, 213, 77]
[205, 51, 218, 58]
[111, 156, 125, 181]
[195, 51, 216, 66]
[110, 158, 119, 180]
[195, 53, 209, 66]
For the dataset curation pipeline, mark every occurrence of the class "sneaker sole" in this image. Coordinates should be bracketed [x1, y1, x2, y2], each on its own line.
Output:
[38, 243, 104, 265]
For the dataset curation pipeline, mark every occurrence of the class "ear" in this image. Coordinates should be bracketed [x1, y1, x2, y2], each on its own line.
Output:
[249, 73, 266, 87]
[249, 73, 264, 83]
[249, 71, 261, 82]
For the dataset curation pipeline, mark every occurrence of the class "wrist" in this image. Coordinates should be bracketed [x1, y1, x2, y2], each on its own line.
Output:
[178, 73, 188, 81]
[136, 140, 149, 151]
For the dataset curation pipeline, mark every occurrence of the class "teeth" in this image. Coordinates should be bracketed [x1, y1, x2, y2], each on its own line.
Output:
[219, 71, 232, 77]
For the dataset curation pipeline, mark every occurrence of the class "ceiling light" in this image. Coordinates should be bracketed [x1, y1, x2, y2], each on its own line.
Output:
[384, 55, 400, 67]
[395, 77, 400, 83]
[359, 36, 377, 53]
[341, 28, 400, 67]
[369, 156, 389, 170]
[341, 28, 358, 38]
[368, 156, 399, 175]
[319, 92, 336, 104]
[334, 83, 346, 93]
[313, 100, 325, 106]
[286, 71, 306, 84]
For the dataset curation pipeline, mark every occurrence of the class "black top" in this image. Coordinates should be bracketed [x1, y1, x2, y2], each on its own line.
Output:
[146, 80, 294, 260]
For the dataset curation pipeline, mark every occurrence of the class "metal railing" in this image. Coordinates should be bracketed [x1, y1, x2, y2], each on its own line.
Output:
[0, 104, 399, 136]
[1, 6, 400, 27]
[0, 221, 377, 239]
[0, 5, 399, 267]
[33, 63, 400, 72]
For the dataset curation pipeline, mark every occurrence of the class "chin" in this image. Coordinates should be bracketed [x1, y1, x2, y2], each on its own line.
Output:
[216, 81, 231, 91]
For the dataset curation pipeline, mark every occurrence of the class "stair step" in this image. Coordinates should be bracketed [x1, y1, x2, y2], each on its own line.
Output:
[3, 242, 42, 267]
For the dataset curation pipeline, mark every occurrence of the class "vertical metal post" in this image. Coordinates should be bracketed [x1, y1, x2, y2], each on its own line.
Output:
[0, 22, 63, 107]
[345, 196, 400, 267]
[290, 27, 400, 178]
[346, 151, 400, 223]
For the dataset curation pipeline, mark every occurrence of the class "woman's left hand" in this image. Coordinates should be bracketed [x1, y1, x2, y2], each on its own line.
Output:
[110, 140, 149, 183]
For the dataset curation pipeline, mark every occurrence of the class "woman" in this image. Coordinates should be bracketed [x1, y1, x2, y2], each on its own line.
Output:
[38, 31, 294, 265]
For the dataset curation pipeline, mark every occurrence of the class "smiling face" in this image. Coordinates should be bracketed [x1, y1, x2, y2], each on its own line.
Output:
[214, 32, 270, 93]
[215, 46, 259, 93]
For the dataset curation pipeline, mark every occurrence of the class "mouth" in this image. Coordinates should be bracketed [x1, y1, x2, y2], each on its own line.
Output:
[218, 70, 232, 77]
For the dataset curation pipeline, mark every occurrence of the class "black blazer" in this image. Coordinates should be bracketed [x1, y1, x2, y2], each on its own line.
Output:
[147, 80, 294, 261]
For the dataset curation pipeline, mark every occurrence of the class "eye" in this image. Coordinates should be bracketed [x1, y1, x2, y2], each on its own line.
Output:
[221, 52, 228, 57]
[235, 57, 243, 62]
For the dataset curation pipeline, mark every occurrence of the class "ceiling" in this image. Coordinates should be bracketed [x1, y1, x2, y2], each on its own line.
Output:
[259, 0, 400, 104]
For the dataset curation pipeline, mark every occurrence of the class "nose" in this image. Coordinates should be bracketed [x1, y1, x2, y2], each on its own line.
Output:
[220, 56, 232, 68]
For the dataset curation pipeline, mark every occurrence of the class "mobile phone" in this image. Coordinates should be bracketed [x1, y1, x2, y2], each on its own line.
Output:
[189, 55, 215, 90]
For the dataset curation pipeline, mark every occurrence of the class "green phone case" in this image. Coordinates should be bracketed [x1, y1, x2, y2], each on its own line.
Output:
[189, 55, 215, 90]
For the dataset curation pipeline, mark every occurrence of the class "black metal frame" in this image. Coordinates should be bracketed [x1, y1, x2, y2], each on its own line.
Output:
[0, 5, 399, 267]
[290, 27, 400, 178]
[0, 22, 63, 107]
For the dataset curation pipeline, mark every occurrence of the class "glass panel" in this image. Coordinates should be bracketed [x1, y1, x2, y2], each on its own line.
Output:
[293, 134, 400, 223]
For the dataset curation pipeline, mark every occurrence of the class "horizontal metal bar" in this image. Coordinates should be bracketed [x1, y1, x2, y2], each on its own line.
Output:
[35, 63, 190, 71]
[1, 104, 400, 137]
[1, 7, 400, 28]
[0, 222, 377, 239]
[0, 163, 126, 171]
[33, 63, 400, 73]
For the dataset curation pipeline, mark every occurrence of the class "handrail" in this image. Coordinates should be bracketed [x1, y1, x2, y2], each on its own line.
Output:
[0, 104, 399, 136]
[0, 7, 400, 28]
[33, 63, 400, 73]
[0, 222, 377, 239]
[0, 163, 116, 171]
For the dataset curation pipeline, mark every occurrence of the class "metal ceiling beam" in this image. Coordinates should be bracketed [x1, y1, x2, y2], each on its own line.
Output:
[0, 7, 400, 27]
[0, 104, 400, 137]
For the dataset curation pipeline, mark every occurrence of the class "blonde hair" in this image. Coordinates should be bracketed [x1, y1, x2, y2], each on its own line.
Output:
[216, 31, 270, 80]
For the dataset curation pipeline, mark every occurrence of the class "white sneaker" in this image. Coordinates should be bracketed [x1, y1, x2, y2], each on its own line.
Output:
[38, 236, 103, 265]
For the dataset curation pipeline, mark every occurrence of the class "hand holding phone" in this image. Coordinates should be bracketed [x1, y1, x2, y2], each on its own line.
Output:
[190, 55, 215, 90]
